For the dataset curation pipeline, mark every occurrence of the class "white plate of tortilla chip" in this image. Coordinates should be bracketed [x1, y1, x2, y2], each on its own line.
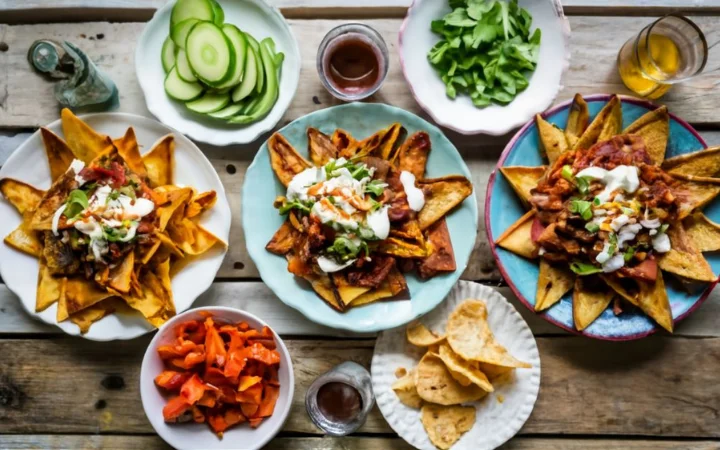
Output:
[0, 113, 231, 341]
[372, 281, 540, 450]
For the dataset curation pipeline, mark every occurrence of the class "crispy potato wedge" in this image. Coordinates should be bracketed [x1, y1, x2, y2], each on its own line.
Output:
[332, 129, 357, 157]
[40, 127, 75, 182]
[495, 210, 538, 259]
[351, 128, 390, 159]
[61, 108, 113, 163]
[603, 272, 673, 333]
[535, 259, 574, 311]
[536, 114, 569, 164]
[0, 178, 45, 214]
[663, 146, 720, 178]
[377, 237, 428, 259]
[573, 95, 621, 150]
[350, 267, 407, 306]
[672, 174, 720, 219]
[113, 127, 148, 178]
[268, 133, 311, 187]
[396, 131, 431, 179]
[564, 93, 590, 149]
[572, 277, 613, 331]
[379, 123, 406, 160]
[417, 219, 456, 279]
[622, 105, 669, 165]
[684, 212, 720, 252]
[143, 134, 175, 188]
[658, 221, 716, 283]
[499, 166, 547, 207]
[266, 221, 298, 255]
[307, 127, 338, 166]
[36, 261, 64, 312]
[417, 176, 473, 231]
[330, 273, 371, 306]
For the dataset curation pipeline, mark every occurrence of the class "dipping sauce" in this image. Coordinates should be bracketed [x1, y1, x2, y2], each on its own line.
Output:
[316, 381, 363, 423]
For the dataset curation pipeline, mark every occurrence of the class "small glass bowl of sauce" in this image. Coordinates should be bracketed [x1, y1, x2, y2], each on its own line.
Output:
[316, 23, 389, 101]
[305, 361, 375, 436]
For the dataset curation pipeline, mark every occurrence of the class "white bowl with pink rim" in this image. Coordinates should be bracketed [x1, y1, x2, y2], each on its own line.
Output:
[140, 306, 294, 450]
[399, 0, 570, 136]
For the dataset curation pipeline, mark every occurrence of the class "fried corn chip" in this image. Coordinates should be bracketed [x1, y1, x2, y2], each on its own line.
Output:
[495, 210, 538, 259]
[350, 127, 390, 159]
[417, 219, 456, 279]
[658, 221, 716, 283]
[58, 277, 115, 322]
[4, 212, 43, 257]
[350, 268, 407, 306]
[169, 218, 224, 256]
[108, 251, 135, 294]
[309, 274, 344, 312]
[69, 298, 117, 334]
[29, 171, 78, 231]
[61, 108, 112, 163]
[396, 131, 431, 179]
[564, 93, 590, 149]
[331, 273, 371, 306]
[622, 105, 669, 165]
[379, 123, 406, 160]
[475, 362, 512, 382]
[391, 369, 423, 409]
[407, 322, 446, 347]
[446, 300, 531, 368]
[417, 176, 473, 231]
[421, 403, 476, 450]
[535, 260, 574, 311]
[143, 134, 175, 188]
[663, 146, 720, 178]
[684, 212, 720, 252]
[36, 261, 64, 312]
[0, 178, 45, 214]
[268, 132, 311, 187]
[157, 187, 193, 231]
[499, 166, 547, 207]
[307, 127, 338, 166]
[673, 174, 720, 220]
[265, 221, 298, 255]
[40, 127, 75, 181]
[331, 129, 356, 157]
[415, 353, 487, 405]
[574, 95, 621, 150]
[572, 277, 614, 331]
[113, 127, 147, 178]
[437, 343, 493, 392]
[536, 114, 569, 164]
[185, 191, 218, 219]
[603, 272, 673, 333]
[377, 236, 428, 259]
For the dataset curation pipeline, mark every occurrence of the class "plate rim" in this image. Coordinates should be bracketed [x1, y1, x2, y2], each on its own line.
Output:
[242, 102, 479, 333]
[485, 93, 718, 341]
[0, 111, 232, 341]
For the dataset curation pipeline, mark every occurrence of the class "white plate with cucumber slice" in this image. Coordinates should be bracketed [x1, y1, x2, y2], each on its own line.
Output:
[136, 0, 300, 146]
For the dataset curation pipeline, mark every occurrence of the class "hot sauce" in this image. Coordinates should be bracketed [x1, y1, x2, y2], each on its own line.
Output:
[326, 37, 381, 95]
[316, 381, 363, 423]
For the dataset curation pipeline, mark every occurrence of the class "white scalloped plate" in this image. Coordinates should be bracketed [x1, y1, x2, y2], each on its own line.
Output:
[135, 0, 301, 146]
[372, 281, 540, 450]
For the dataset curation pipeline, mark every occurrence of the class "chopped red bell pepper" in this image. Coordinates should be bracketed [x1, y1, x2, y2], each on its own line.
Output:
[154, 370, 191, 391]
[180, 374, 209, 405]
[163, 395, 191, 422]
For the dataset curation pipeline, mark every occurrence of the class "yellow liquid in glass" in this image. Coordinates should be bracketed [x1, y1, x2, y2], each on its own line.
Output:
[618, 34, 681, 99]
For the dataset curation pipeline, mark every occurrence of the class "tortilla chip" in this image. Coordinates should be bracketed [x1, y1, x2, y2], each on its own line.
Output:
[604, 273, 673, 333]
[58, 278, 115, 322]
[499, 166, 547, 207]
[417, 176, 473, 231]
[535, 260, 574, 311]
[113, 127, 147, 178]
[572, 277, 613, 331]
[29, 171, 77, 231]
[108, 251, 134, 294]
[350, 269, 406, 306]
[536, 114, 569, 164]
[622, 105, 669, 165]
[417, 219, 456, 279]
[268, 133, 311, 187]
[185, 191, 217, 219]
[475, 362, 513, 381]
[331, 129, 357, 157]
[673, 174, 720, 220]
[573, 95, 621, 150]
[143, 134, 175, 187]
[564, 93, 590, 149]
[266, 221, 297, 255]
[330, 273, 371, 306]
[61, 108, 112, 163]
[658, 221, 716, 283]
[684, 212, 720, 252]
[36, 262, 64, 312]
[446, 300, 531, 368]
[437, 343, 493, 392]
[391, 370, 423, 408]
[0, 178, 45, 214]
[421, 403, 475, 450]
[40, 127, 75, 182]
[169, 219, 224, 256]
[69, 298, 118, 334]
[379, 123, 406, 160]
[157, 187, 193, 231]
[664, 146, 720, 179]
[495, 210, 538, 259]
[4, 212, 43, 257]
[407, 322, 446, 347]
[377, 237, 428, 259]
[307, 127, 338, 166]
[349, 127, 389, 159]
[309, 274, 344, 312]
[415, 353, 487, 405]
[396, 131, 431, 179]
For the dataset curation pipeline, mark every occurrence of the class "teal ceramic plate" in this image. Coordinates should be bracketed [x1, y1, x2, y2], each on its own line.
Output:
[486, 94, 719, 340]
[243, 103, 477, 332]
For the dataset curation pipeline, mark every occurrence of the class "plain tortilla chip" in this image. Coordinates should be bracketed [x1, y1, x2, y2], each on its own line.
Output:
[307, 127, 338, 166]
[437, 343, 493, 392]
[4, 212, 43, 257]
[0, 178, 45, 214]
[446, 300, 531, 368]
[417, 176, 473, 231]
[536, 114, 569, 164]
[499, 166, 547, 207]
[573, 95, 621, 150]
[143, 134, 175, 187]
[421, 403, 476, 450]
[622, 105, 669, 165]
[684, 212, 720, 252]
[36, 262, 64, 312]
[69, 298, 118, 334]
[268, 132, 311, 187]
[495, 210, 538, 259]
[58, 278, 115, 322]
[603, 273, 673, 333]
[415, 353, 487, 405]
[663, 146, 720, 178]
[572, 277, 613, 331]
[40, 127, 75, 182]
[60, 108, 112, 163]
[407, 322, 446, 347]
[476, 362, 513, 381]
[564, 93, 590, 149]
[396, 131, 431, 179]
[673, 174, 720, 220]
[535, 259, 574, 311]
[391, 370, 423, 408]
[658, 221, 716, 283]
[113, 127, 147, 178]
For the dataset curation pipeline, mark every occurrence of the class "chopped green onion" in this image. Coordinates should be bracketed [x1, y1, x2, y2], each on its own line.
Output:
[585, 222, 600, 233]
[621, 207, 635, 215]
[278, 199, 313, 215]
[623, 246, 636, 261]
[569, 199, 593, 221]
[576, 177, 590, 195]
[570, 261, 603, 276]
[365, 180, 386, 197]
[658, 223, 669, 234]
[561, 165, 574, 182]
[593, 197, 601, 206]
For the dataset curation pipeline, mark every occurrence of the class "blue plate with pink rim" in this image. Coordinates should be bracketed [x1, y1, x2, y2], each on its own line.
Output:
[486, 93, 720, 340]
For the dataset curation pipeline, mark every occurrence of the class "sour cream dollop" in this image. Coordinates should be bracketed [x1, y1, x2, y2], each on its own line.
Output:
[575, 165, 640, 203]
[399, 171, 425, 212]
[317, 255, 356, 273]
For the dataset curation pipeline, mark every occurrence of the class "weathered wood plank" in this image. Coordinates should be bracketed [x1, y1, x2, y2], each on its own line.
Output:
[1, 336, 720, 437]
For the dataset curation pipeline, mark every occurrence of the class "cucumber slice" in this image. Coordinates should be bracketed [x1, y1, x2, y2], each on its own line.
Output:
[231, 41, 258, 102]
[171, 0, 214, 27]
[175, 48, 198, 83]
[214, 24, 247, 90]
[245, 34, 265, 94]
[170, 18, 199, 49]
[240, 95, 260, 115]
[186, 92, 230, 113]
[164, 65, 204, 101]
[186, 22, 234, 86]
[207, 102, 244, 119]
[228, 39, 280, 124]
[161, 36, 176, 73]
[209, 0, 224, 25]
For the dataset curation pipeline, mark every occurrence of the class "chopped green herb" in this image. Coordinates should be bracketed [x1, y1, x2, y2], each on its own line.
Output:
[623, 246, 636, 262]
[278, 199, 313, 215]
[585, 222, 600, 233]
[593, 197, 601, 206]
[365, 180, 387, 197]
[569, 261, 603, 276]
[608, 233, 618, 255]
[326, 235, 364, 261]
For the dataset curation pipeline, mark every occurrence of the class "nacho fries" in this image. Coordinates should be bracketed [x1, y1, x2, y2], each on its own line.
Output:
[265, 125, 473, 311]
[497, 94, 720, 333]
[1, 110, 225, 333]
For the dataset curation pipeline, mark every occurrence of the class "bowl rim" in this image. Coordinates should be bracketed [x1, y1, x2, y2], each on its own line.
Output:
[398, 0, 571, 136]
[140, 306, 295, 450]
[484, 93, 718, 341]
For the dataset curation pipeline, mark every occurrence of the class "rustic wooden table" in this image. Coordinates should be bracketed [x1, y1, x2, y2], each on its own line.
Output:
[2, 1, 720, 449]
